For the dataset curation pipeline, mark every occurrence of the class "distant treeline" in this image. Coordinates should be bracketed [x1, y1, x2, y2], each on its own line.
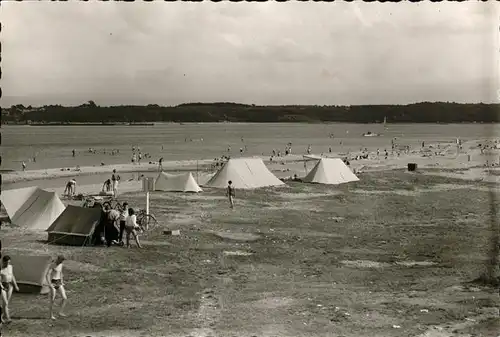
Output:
[3, 101, 499, 124]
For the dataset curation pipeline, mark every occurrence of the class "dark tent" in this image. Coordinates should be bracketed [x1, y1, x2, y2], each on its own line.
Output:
[46, 205, 103, 246]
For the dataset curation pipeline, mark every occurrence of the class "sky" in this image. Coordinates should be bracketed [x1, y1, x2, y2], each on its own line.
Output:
[1, 1, 499, 106]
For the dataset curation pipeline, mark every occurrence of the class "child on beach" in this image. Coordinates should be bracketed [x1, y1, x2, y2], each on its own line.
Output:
[226, 180, 235, 209]
[46, 255, 67, 320]
[1, 256, 19, 324]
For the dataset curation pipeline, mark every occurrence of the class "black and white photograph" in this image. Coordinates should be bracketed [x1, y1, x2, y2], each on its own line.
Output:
[1, 1, 500, 336]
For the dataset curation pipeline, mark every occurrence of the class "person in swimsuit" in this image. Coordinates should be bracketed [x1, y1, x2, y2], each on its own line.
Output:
[46, 255, 68, 320]
[1, 256, 19, 324]
[111, 169, 120, 197]
[226, 180, 235, 209]
[64, 179, 77, 196]
[125, 208, 142, 248]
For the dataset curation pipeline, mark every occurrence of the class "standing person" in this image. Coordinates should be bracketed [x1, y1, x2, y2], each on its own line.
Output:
[226, 180, 235, 209]
[111, 169, 120, 198]
[72, 149, 75, 157]
[158, 157, 163, 171]
[105, 208, 121, 247]
[46, 255, 67, 320]
[22, 161, 26, 171]
[1, 256, 19, 324]
[125, 208, 142, 248]
[118, 202, 129, 244]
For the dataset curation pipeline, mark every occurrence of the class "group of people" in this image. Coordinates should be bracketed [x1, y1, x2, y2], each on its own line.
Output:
[94, 202, 142, 249]
[102, 169, 121, 197]
[1, 254, 67, 323]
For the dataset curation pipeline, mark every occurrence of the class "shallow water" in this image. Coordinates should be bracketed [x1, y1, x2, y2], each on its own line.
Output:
[3, 122, 497, 171]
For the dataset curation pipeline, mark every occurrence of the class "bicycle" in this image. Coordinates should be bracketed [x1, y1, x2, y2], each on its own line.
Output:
[136, 209, 158, 231]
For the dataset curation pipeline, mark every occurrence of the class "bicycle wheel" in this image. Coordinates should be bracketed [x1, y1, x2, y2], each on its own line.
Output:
[138, 214, 157, 231]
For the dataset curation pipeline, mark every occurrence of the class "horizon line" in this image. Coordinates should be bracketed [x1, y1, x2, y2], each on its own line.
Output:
[3, 100, 500, 109]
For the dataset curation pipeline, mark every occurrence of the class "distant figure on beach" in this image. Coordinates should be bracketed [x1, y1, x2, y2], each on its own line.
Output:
[1, 255, 19, 324]
[138, 153, 142, 164]
[125, 208, 142, 248]
[64, 179, 77, 196]
[46, 255, 67, 320]
[111, 169, 120, 197]
[72, 149, 75, 157]
[158, 157, 163, 171]
[329, 147, 332, 153]
[132, 153, 136, 164]
[226, 181, 235, 209]
[22, 161, 26, 171]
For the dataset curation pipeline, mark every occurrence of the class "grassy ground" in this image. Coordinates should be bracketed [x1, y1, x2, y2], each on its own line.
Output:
[1, 170, 500, 337]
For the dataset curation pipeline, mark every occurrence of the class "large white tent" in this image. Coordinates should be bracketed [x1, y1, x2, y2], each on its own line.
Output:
[205, 157, 285, 189]
[303, 158, 359, 185]
[0, 187, 66, 230]
[155, 172, 202, 193]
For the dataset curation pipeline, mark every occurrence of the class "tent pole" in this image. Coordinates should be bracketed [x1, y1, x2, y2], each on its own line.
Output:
[196, 160, 199, 184]
[146, 191, 150, 216]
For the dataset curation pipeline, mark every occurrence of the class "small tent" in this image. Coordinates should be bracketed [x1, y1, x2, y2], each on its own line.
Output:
[1, 252, 52, 294]
[205, 157, 285, 189]
[303, 158, 359, 185]
[155, 172, 202, 193]
[46, 205, 102, 246]
[0, 187, 65, 230]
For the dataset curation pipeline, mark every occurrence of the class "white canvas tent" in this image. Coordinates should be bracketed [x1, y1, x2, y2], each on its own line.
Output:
[303, 158, 359, 185]
[1, 252, 52, 294]
[155, 172, 202, 193]
[0, 187, 65, 230]
[205, 157, 285, 189]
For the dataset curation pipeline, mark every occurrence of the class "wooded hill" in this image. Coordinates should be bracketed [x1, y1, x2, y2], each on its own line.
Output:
[3, 101, 499, 124]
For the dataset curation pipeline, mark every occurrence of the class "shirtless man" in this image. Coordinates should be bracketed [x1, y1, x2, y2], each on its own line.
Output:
[46, 255, 68, 320]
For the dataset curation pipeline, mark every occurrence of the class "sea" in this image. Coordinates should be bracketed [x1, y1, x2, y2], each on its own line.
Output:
[2, 123, 498, 172]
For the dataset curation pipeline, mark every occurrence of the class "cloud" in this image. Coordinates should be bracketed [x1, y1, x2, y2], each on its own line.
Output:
[1, 1, 499, 106]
